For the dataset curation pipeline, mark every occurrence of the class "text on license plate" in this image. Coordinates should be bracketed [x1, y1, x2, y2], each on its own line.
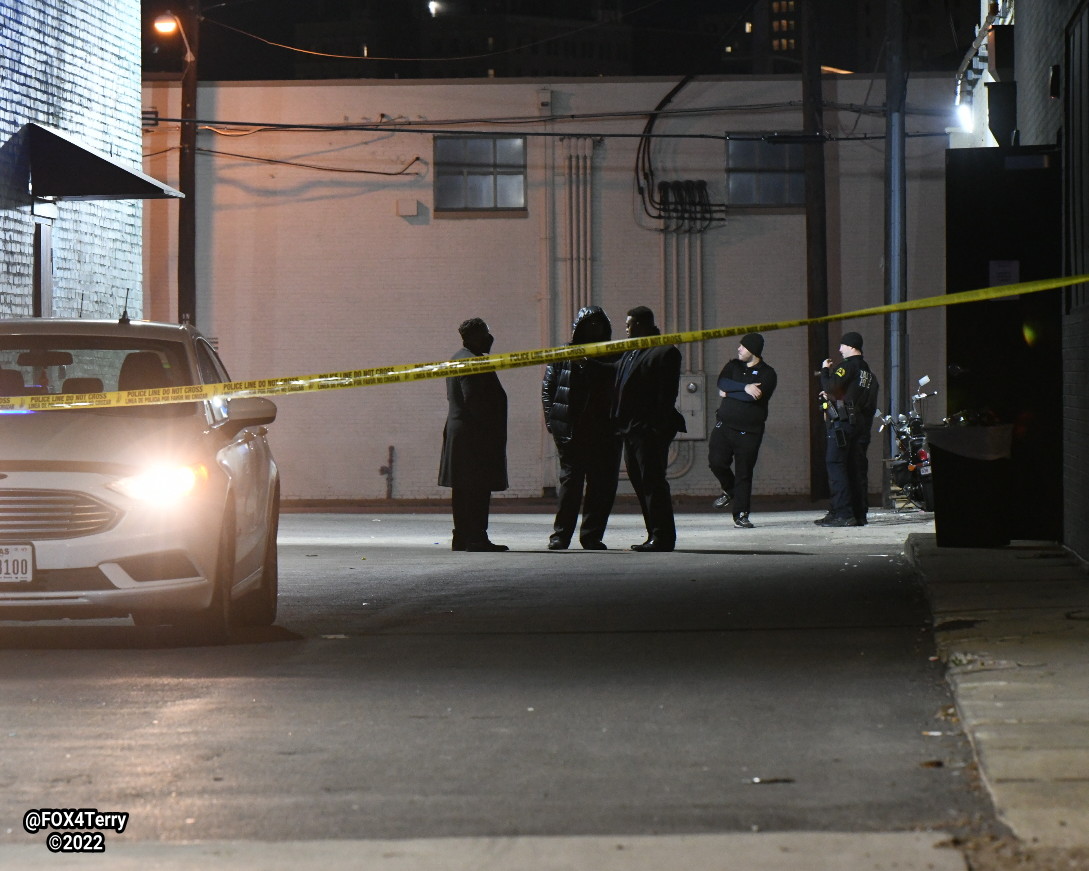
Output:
[920, 464, 932, 475]
[0, 545, 34, 582]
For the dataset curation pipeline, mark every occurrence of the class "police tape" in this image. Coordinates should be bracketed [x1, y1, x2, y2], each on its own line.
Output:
[7, 273, 1087, 412]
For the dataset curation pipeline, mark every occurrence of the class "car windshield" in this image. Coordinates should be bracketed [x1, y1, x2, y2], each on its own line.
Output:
[0, 335, 196, 417]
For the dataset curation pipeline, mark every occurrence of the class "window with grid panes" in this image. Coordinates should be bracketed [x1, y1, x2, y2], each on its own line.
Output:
[724, 136, 805, 207]
[434, 136, 527, 215]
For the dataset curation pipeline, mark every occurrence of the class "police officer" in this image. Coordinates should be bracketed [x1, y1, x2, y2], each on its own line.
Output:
[816, 331, 879, 527]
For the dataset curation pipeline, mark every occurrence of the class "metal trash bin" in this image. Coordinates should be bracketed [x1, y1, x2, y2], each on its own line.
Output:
[925, 424, 1013, 548]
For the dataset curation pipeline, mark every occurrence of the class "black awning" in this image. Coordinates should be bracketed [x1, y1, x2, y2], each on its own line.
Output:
[25, 122, 181, 201]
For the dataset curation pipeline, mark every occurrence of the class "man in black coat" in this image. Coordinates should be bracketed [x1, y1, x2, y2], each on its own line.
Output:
[612, 306, 686, 552]
[541, 306, 621, 550]
[438, 317, 509, 552]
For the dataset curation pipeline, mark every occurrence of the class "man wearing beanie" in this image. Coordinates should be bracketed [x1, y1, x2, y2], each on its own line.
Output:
[708, 332, 777, 528]
[816, 331, 879, 527]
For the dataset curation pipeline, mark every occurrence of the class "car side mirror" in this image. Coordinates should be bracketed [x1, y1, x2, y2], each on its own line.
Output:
[220, 396, 277, 438]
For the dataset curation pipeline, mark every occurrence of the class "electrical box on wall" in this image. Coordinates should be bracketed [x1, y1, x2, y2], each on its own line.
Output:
[675, 373, 706, 440]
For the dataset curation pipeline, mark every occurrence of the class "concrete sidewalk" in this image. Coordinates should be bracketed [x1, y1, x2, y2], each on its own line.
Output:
[907, 533, 1089, 850]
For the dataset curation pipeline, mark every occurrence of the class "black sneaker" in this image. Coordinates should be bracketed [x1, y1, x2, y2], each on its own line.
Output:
[712, 492, 732, 509]
[733, 512, 755, 529]
[817, 515, 858, 528]
[813, 512, 836, 525]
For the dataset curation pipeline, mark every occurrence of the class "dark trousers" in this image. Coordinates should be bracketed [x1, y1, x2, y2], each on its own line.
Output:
[451, 486, 492, 545]
[825, 421, 872, 521]
[707, 422, 763, 514]
[552, 436, 623, 546]
[623, 429, 677, 545]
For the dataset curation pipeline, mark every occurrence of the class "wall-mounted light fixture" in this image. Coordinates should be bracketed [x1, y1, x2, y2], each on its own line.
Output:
[954, 82, 974, 133]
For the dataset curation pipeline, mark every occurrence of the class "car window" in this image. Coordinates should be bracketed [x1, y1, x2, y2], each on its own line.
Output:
[194, 339, 231, 423]
[0, 336, 196, 417]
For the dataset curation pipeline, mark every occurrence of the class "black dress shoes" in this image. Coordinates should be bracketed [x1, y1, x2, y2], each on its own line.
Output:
[547, 536, 569, 550]
[630, 540, 674, 552]
[581, 541, 607, 550]
[465, 540, 510, 552]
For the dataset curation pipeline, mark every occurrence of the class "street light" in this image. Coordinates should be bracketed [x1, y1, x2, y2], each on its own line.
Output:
[153, 12, 195, 64]
[153, 5, 200, 326]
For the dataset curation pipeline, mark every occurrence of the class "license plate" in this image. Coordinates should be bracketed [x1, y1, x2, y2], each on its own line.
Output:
[920, 464, 932, 476]
[0, 545, 34, 583]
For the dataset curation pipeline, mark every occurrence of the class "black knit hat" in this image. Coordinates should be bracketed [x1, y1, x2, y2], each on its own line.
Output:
[841, 331, 863, 351]
[740, 333, 764, 356]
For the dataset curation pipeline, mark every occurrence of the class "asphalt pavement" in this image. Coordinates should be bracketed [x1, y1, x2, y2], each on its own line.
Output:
[3, 504, 1086, 870]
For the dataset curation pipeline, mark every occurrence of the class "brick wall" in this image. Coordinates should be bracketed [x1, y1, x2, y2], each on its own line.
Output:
[0, 0, 143, 317]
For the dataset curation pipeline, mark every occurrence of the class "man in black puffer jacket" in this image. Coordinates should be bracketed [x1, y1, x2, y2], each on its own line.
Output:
[541, 306, 621, 550]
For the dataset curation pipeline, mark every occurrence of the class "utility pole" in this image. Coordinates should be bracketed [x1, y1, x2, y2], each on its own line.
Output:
[801, 0, 830, 499]
[885, 0, 908, 450]
[177, 0, 200, 326]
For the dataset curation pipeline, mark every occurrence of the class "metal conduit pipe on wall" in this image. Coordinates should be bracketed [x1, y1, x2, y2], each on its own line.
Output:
[579, 139, 592, 308]
[695, 232, 705, 372]
[562, 137, 595, 314]
[659, 226, 706, 478]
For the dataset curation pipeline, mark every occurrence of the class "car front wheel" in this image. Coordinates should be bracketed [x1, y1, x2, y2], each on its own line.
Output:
[174, 505, 236, 644]
[237, 487, 279, 627]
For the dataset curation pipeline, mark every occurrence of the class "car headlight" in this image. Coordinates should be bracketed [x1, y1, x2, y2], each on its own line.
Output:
[108, 464, 208, 506]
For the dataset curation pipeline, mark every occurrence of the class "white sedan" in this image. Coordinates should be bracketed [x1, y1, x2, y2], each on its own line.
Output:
[0, 318, 279, 642]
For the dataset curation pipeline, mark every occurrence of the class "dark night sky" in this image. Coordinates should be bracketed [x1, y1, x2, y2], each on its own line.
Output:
[143, 0, 740, 79]
[141, 0, 976, 81]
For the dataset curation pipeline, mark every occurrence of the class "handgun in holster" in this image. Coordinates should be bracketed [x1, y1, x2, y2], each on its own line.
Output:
[820, 395, 848, 448]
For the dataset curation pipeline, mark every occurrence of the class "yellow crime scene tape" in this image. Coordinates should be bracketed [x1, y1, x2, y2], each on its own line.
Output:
[5, 273, 1086, 413]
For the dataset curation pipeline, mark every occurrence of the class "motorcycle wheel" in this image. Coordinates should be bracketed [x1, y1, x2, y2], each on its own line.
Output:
[921, 477, 935, 512]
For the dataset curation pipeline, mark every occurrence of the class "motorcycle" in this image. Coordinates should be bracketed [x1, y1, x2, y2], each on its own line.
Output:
[879, 375, 937, 512]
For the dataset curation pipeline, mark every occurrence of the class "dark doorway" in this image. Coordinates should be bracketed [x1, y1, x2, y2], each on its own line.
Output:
[945, 146, 1063, 541]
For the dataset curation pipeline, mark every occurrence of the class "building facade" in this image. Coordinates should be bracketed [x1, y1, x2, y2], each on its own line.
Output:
[0, 0, 147, 318]
[142, 73, 953, 505]
[950, 0, 1089, 559]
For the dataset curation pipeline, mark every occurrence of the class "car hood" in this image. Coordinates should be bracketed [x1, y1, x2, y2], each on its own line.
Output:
[0, 407, 210, 471]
